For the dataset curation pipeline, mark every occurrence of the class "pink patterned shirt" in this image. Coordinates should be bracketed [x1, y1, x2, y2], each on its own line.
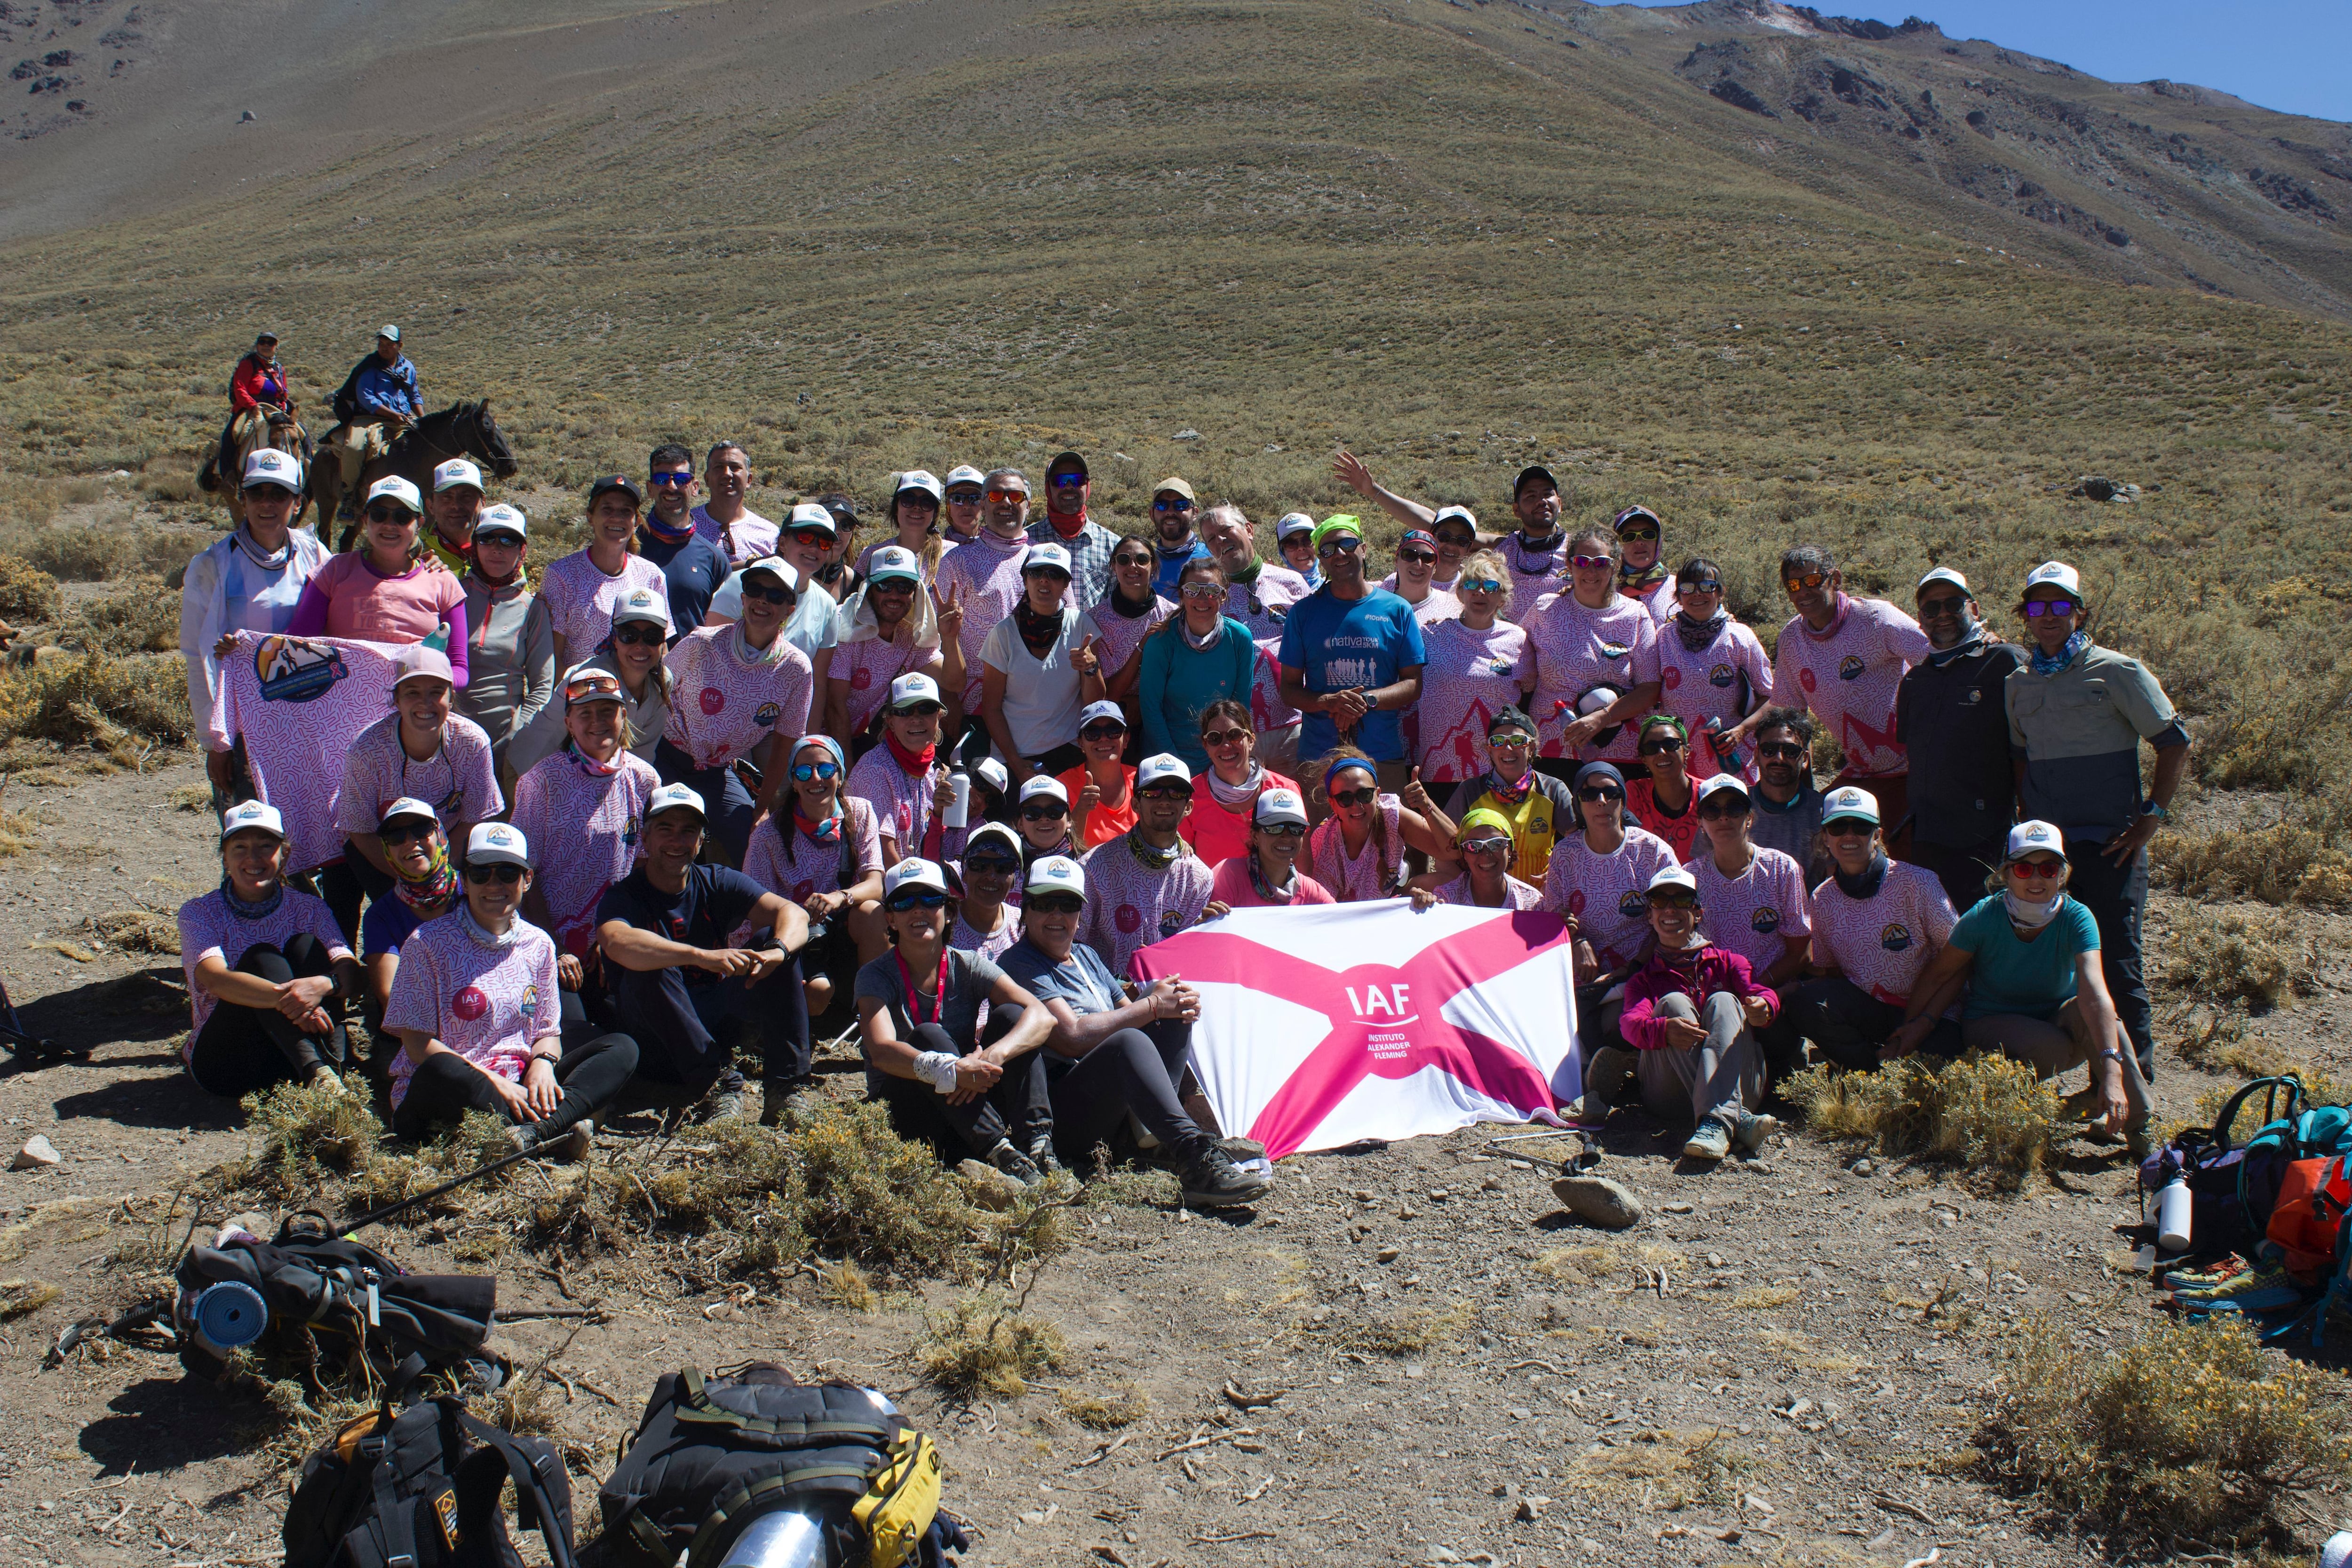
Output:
[334, 711, 503, 838]
[1497, 533, 1566, 623]
[1522, 590, 1662, 764]
[1808, 860, 1957, 1005]
[743, 797, 883, 905]
[1686, 846, 1810, 977]
[1308, 796, 1406, 903]
[1225, 567, 1309, 732]
[832, 630, 937, 737]
[1081, 595, 1176, 690]
[381, 913, 560, 1109]
[661, 627, 815, 769]
[1769, 597, 1931, 779]
[538, 549, 668, 657]
[175, 888, 352, 1038]
[1078, 836, 1216, 979]
[1656, 619, 1774, 745]
[1414, 618, 1534, 782]
[848, 744, 946, 860]
[509, 749, 660, 955]
[932, 530, 1030, 708]
[1541, 826, 1677, 971]
[948, 903, 1021, 964]
[1433, 871, 1546, 911]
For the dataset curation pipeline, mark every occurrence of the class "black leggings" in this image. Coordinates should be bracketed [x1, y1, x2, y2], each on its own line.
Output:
[1783, 976, 1962, 1072]
[319, 845, 394, 950]
[187, 936, 349, 1098]
[870, 1021, 1051, 1162]
[1047, 1020, 1204, 1165]
[390, 1032, 639, 1141]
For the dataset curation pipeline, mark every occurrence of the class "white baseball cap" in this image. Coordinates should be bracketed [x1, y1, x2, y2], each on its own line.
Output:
[2005, 820, 2066, 860]
[785, 501, 837, 538]
[376, 796, 438, 831]
[379, 324, 402, 343]
[2024, 560, 2082, 597]
[1695, 772, 1751, 804]
[1019, 774, 1070, 805]
[1274, 512, 1315, 540]
[1916, 566, 1970, 597]
[866, 546, 922, 586]
[944, 465, 987, 491]
[1646, 865, 1699, 897]
[1254, 788, 1309, 829]
[963, 821, 1023, 860]
[1820, 786, 1881, 827]
[219, 799, 285, 843]
[1136, 753, 1192, 791]
[612, 585, 672, 630]
[895, 469, 945, 503]
[883, 858, 948, 899]
[467, 821, 530, 869]
[740, 557, 803, 595]
[887, 672, 942, 711]
[561, 661, 626, 708]
[973, 756, 1009, 795]
[1025, 855, 1088, 900]
[364, 475, 423, 514]
[1576, 685, 1621, 717]
[432, 457, 484, 494]
[1024, 541, 1073, 577]
[391, 643, 455, 690]
[1431, 505, 1478, 532]
[474, 502, 528, 541]
[240, 448, 303, 492]
[1078, 699, 1127, 731]
[644, 782, 706, 822]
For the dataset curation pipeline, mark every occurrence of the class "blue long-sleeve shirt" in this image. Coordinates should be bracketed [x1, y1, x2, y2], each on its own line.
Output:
[1137, 617, 1255, 773]
[354, 355, 421, 418]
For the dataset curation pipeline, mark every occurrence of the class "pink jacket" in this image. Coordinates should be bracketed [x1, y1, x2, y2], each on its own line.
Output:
[1618, 945, 1777, 1051]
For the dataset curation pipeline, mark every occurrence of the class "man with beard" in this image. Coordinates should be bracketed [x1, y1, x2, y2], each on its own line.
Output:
[1076, 754, 1225, 980]
[1896, 567, 2026, 913]
[1026, 451, 1118, 613]
[1498, 466, 1569, 622]
[934, 468, 1034, 730]
[1144, 476, 1210, 599]
[1747, 707, 1828, 884]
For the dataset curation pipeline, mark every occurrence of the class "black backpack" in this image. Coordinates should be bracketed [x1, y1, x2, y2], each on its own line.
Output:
[283, 1396, 576, 1568]
[598, 1364, 961, 1568]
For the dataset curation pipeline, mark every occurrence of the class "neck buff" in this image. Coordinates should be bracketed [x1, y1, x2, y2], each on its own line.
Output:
[1247, 845, 1298, 904]
[1926, 622, 1987, 667]
[1802, 592, 1854, 643]
[1620, 557, 1669, 595]
[1015, 599, 1063, 659]
[732, 621, 786, 666]
[1049, 508, 1090, 541]
[1228, 554, 1263, 588]
[2030, 629, 2091, 677]
[883, 731, 936, 778]
[566, 745, 624, 778]
[2005, 888, 2064, 929]
[1833, 851, 1891, 899]
[1104, 582, 1157, 619]
[471, 562, 527, 590]
[795, 803, 843, 844]
[1127, 826, 1184, 872]
[1674, 609, 1727, 652]
[642, 508, 696, 545]
[969, 527, 1028, 561]
[1206, 759, 1263, 811]
[1183, 617, 1223, 652]
[232, 529, 293, 573]
[1484, 767, 1536, 808]
[392, 833, 460, 914]
[218, 876, 285, 922]
[460, 901, 523, 950]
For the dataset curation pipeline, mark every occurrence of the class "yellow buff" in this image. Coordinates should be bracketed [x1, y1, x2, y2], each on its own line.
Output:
[1309, 514, 1364, 556]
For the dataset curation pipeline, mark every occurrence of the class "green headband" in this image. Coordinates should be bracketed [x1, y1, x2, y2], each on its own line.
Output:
[1310, 514, 1365, 555]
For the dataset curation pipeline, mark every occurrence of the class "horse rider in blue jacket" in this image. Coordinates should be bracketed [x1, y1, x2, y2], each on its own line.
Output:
[322, 324, 423, 507]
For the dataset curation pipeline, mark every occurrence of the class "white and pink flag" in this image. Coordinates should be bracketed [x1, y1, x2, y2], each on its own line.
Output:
[1131, 903, 1581, 1161]
[212, 632, 405, 874]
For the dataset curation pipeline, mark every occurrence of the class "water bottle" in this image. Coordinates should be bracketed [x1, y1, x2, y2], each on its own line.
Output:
[2157, 1172, 2193, 1253]
[1705, 716, 1744, 774]
[2319, 1529, 2352, 1568]
[943, 763, 970, 831]
[716, 1508, 826, 1568]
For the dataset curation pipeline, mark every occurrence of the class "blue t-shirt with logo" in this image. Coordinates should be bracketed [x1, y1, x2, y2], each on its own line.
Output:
[1277, 587, 1427, 763]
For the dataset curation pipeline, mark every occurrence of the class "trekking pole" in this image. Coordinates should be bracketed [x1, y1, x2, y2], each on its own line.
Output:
[341, 1146, 538, 1235]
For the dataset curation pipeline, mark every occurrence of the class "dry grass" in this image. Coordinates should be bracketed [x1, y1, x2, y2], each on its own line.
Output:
[1532, 1239, 1683, 1289]
[0, 554, 61, 621]
[1323, 1300, 1476, 1357]
[52, 582, 180, 655]
[0, 1278, 61, 1320]
[2153, 905, 2322, 1013]
[1785, 1052, 2061, 1192]
[1058, 1383, 1150, 1430]
[0, 649, 192, 753]
[1568, 1424, 1756, 1507]
[219, 1075, 381, 1198]
[1979, 1317, 2352, 1550]
[2152, 822, 2352, 910]
[0, 807, 36, 858]
[1729, 1284, 1801, 1310]
[79, 908, 180, 955]
[918, 1291, 1067, 1400]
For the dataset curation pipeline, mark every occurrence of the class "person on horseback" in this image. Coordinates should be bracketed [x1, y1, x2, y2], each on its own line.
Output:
[210, 331, 297, 493]
[322, 325, 421, 516]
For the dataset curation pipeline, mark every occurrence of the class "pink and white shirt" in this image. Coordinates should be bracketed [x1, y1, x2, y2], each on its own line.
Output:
[932, 530, 1030, 708]
[1687, 846, 1810, 977]
[1497, 533, 1566, 623]
[691, 505, 779, 567]
[509, 748, 660, 956]
[1081, 595, 1176, 689]
[1522, 590, 1661, 764]
[1225, 567, 1309, 733]
[833, 631, 938, 737]
[661, 627, 815, 770]
[175, 888, 353, 1039]
[743, 797, 883, 906]
[334, 711, 503, 838]
[381, 913, 560, 1109]
[1808, 860, 1957, 1005]
[1656, 619, 1774, 753]
[539, 549, 669, 658]
[948, 903, 1021, 965]
[1769, 596, 1931, 779]
[1079, 836, 1216, 980]
[1414, 618, 1534, 783]
[1309, 796, 1406, 903]
[848, 744, 946, 860]
[1377, 584, 1462, 627]
[1619, 575, 1677, 624]
[1542, 826, 1677, 971]
[1433, 872, 1546, 911]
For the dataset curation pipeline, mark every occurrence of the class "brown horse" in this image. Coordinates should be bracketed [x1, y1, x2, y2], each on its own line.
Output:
[309, 399, 519, 543]
[198, 410, 312, 527]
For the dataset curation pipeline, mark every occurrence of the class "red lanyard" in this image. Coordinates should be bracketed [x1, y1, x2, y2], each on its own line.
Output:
[894, 943, 952, 1027]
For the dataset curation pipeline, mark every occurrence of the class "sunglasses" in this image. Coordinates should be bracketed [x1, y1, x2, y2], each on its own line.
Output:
[1823, 819, 1876, 836]
[2023, 597, 2078, 618]
[1152, 497, 1195, 512]
[1178, 581, 1223, 600]
[648, 471, 694, 487]
[365, 504, 414, 524]
[1140, 783, 1193, 800]
[790, 761, 840, 782]
[1028, 892, 1086, 915]
[1679, 580, 1724, 597]
[1616, 526, 1659, 543]
[890, 702, 943, 717]
[1328, 787, 1378, 808]
[1918, 595, 1969, 618]
[1112, 553, 1153, 569]
[1460, 578, 1504, 595]
[1783, 572, 1828, 593]
[946, 489, 985, 505]
[964, 855, 1020, 875]
[1021, 802, 1070, 820]
[1577, 787, 1624, 804]
[871, 579, 916, 594]
[895, 494, 936, 510]
[465, 862, 524, 885]
[1316, 538, 1363, 557]
[1569, 554, 1614, 571]
[379, 820, 437, 845]
[1756, 741, 1805, 761]
[1397, 549, 1438, 566]
[1460, 835, 1511, 854]
[1488, 730, 1534, 748]
[1080, 723, 1127, 741]
[984, 488, 1028, 504]
[1047, 473, 1087, 488]
[566, 682, 623, 704]
[790, 527, 833, 547]
[612, 624, 664, 646]
[2010, 857, 2066, 878]
[885, 890, 948, 911]
[1280, 535, 1316, 551]
[1201, 726, 1250, 748]
[1258, 822, 1307, 838]
[1436, 532, 1476, 549]
[475, 532, 525, 549]
[1649, 891, 1697, 909]
[1697, 798, 1749, 819]
[1638, 736, 1685, 756]
[741, 584, 796, 606]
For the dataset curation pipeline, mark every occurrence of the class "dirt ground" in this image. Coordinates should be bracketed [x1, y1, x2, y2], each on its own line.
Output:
[0, 753, 2336, 1568]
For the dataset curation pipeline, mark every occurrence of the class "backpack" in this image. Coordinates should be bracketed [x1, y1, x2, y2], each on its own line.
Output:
[283, 1395, 575, 1568]
[2140, 1075, 2328, 1260]
[598, 1364, 961, 1568]
[2268, 1154, 2352, 1280]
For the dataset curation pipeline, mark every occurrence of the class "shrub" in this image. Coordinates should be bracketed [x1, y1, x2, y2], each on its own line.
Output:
[1784, 1051, 2059, 1191]
[918, 1291, 1066, 1399]
[0, 650, 191, 751]
[1979, 1316, 2352, 1548]
[0, 554, 61, 621]
[2152, 821, 2352, 909]
[1058, 1385, 1150, 1428]
[222, 1075, 382, 1197]
[55, 582, 179, 654]
[2153, 905, 2320, 1011]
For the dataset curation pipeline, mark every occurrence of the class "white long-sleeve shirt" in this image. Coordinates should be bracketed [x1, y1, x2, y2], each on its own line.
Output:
[179, 527, 331, 752]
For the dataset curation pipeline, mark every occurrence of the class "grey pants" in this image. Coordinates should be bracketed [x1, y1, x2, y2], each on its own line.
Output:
[1636, 991, 1764, 1127]
[1963, 999, 2153, 1104]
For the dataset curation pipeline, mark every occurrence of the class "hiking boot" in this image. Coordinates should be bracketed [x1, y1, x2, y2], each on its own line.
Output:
[1732, 1110, 1780, 1154]
[1550, 1174, 1642, 1229]
[1028, 1137, 1065, 1179]
[1682, 1117, 1732, 1162]
[760, 1081, 824, 1129]
[988, 1139, 1043, 1186]
[1178, 1143, 1273, 1209]
[308, 1065, 351, 1097]
[701, 1069, 749, 1124]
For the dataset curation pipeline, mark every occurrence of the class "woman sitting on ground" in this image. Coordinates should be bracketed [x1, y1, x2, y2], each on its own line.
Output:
[1178, 698, 1297, 869]
[949, 822, 1024, 963]
[1207, 788, 1335, 908]
[177, 802, 361, 1099]
[382, 824, 638, 1158]
[1884, 820, 2152, 1143]
[742, 734, 886, 1000]
[1423, 809, 1546, 909]
[1622, 714, 1716, 865]
[854, 859, 1057, 1184]
[1606, 865, 1781, 1161]
[358, 796, 460, 1067]
[1544, 761, 1678, 1076]
[511, 661, 664, 968]
[1307, 747, 1458, 902]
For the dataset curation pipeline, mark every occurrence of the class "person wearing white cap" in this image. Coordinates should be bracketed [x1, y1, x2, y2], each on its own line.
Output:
[740, 734, 887, 994]
[182, 446, 332, 813]
[859, 470, 950, 585]
[319, 326, 421, 521]
[510, 663, 663, 961]
[286, 471, 471, 688]
[1207, 787, 1337, 908]
[1780, 786, 1965, 1073]
[1013, 774, 1078, 870]
[421, 457, 486, 576]
[355, 797, 462, 1052]
[2004, 559, 2186, 1087]
[455, 501, 553, 789]
[979, 538, 1103, 782]
[636, 442, 732, 632]
[322, 642, 503, 944]
[1883, 820, 2152, 1142]
[504, 587, 673, 779]
[830, 545, 944, 743]
[947, 821, 1025, 964]
[1273, 511, 1322, 589]
[1767, 544, 1933, 847]
[847, 672, 961, 868]
[690, 439, 779, 566]
[1002, 855, 1272, 1206]
[933, 468, 1033, 721]
[383, 822, 638, 1158]
[659, 554, 816, 867]
[702, 502, 843, 678]
[175, 800, 360, 1100]
[1611, 864, 1781, 1162]
[1026, 452, 1119, 613]
[854, 857, 1057, 1183]
[597, 782, 816, 1123]
[1137, 556, 1257, 776]
[1685, 772, 1812, 1080]
[1077, 753, 1224, 979]
[540, 475, 669, 675]
[939, 465, 989, 548]
[1057, 700, 1138, 850]
[1894, 565, 2027, 913]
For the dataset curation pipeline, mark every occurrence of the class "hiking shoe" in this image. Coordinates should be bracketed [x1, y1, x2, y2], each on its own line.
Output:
[1216, 1136, 1268, 1164]
[308, 1066, 351, 1097]
[2173, 1261, 2293, 1305]
[701, 1068, 749, 1123]
[988, 1140, 1043, 1186]
[1178, 1144, 1273, 1208]
[1732, 1110, 1780, 1153]
[1550, 1174, 1642, 1230]
[760, 1082, 824, 1129]
[1682, 1118, 1732, 1162]
[1028, 1137, 1065, 1179]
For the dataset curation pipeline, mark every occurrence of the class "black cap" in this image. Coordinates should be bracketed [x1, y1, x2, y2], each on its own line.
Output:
[1046, 451, 1088, 479]
[1486, 705, 1536, 738]
[1613, 503, 1662, 533]
[1513, 465, 1559, 499]
[588, 474, 645, 509]
[1573, 761, 1627, 792]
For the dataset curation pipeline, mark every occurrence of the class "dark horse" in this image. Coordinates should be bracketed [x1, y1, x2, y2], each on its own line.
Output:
[309, 400, 519, 545]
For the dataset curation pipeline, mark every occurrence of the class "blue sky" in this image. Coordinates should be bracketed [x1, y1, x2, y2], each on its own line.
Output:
[1616, 1, 2350, 122]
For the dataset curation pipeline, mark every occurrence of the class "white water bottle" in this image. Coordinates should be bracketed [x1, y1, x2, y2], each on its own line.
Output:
[2157, 1173, 2193, 1253]
[2318, 1528, 2352, 1568]
[942, 766, 970, 831]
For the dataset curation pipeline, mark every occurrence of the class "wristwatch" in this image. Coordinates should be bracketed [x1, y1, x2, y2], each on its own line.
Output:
[2140, 802, 2169, 821]
[1364, 690, 1380, 712]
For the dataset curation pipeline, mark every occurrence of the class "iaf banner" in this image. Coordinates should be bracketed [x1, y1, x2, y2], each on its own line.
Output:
[1130, 903, 1581, 1161]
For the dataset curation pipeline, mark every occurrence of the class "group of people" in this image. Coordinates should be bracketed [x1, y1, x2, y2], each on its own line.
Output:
[175, 354, 2190, 1198]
